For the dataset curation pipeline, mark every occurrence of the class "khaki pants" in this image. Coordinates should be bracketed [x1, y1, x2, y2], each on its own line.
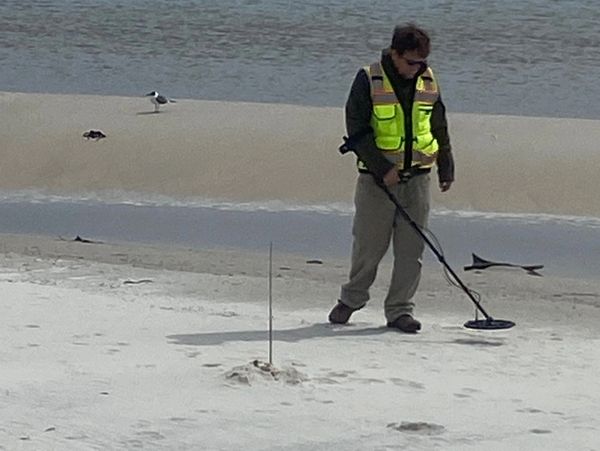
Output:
[340, 173, 430, 323]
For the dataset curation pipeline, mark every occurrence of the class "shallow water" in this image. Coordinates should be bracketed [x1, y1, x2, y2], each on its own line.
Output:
[0, 198, 598, 279]
[1, 0, 599, 118]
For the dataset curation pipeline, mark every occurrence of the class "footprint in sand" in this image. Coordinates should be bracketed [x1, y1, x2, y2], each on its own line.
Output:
[196, 409, 218, 414]
[517, 407, 544, 414]
[65, 433, 89, 440]
[133, 420, 152, 428]
[302, 396, 335, 404]
[135, 364, 156, 369]
[350, 377, 386, 384]
[169, 417, 194, 424]
[135, 431, 165, 440]
[290, 361, 307, 367]
[530, 429, 552, 434]
[214, 310, 239, 318]
[387, 421, 446, 435]
[454, 387, 481, 398]
[326, 370, 356, 378]
[312, 377, 340, 385]
[462, 387, 481, 393]
[123, 439, 143, 448]
[389, 378, 425, 390]
[366, 363, 383, 369]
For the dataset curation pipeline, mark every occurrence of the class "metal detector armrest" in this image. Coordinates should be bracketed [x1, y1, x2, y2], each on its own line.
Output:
[339, 127, 372, 155]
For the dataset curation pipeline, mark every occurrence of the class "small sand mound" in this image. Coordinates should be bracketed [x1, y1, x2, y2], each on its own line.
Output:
[225, 360, 307, 386]
[387, 421, 446, 435]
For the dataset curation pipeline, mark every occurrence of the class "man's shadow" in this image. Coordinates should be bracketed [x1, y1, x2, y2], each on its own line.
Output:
[166, 323, 506, 347]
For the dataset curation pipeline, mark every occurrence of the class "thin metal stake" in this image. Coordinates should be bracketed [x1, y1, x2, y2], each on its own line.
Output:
[268, 242, 273, 365]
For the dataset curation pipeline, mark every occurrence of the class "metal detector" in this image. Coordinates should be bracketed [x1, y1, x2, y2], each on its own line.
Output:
[340, 137, 515, 330]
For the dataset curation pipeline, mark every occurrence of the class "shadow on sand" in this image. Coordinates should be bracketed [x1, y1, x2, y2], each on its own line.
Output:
[166, 323, 506, 347]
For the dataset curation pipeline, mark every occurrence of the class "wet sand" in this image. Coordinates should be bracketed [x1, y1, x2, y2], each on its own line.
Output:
[2, 91, 600, 216]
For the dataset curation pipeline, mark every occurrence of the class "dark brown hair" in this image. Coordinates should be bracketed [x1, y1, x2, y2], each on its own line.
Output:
[391, 24, 431, 58]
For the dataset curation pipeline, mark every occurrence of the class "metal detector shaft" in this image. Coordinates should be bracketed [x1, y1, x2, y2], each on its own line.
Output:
[377, 182, 493, 320]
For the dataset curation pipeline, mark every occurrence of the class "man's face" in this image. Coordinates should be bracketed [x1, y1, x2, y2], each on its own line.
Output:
[391, 49, 427, 79]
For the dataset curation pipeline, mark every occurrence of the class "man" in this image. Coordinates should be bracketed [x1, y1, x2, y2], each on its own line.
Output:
[329, 24, 454, 333]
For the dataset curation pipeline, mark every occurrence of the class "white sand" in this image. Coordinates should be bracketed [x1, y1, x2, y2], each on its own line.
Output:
[2, 91, 600, 217]
[1, 233, 599, 450]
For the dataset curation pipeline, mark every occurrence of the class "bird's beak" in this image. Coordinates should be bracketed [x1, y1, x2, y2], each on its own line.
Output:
[144, 92, 153, 96]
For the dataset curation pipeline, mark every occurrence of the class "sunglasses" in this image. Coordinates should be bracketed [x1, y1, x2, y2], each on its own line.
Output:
[404, 56, 428, 67]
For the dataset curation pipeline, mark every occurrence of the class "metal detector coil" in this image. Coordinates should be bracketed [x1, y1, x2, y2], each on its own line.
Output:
[464, 318, 516, 330]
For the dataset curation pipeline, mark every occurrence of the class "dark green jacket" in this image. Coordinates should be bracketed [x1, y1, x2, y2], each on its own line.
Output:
[345, 49, 454, 183]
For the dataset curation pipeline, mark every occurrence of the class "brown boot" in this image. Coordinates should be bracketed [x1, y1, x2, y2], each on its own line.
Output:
[328, 301, 363, 324]
[387, 314, 421, 333]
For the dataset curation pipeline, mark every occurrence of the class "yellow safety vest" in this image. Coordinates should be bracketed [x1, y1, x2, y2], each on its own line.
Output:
[358, 62, 440, 171]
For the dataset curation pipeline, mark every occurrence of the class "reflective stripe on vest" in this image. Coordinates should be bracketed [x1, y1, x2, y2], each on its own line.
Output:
[358, 62, 440, 171]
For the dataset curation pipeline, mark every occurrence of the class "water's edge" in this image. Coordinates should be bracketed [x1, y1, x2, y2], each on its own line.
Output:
[1, 197, 598, 280]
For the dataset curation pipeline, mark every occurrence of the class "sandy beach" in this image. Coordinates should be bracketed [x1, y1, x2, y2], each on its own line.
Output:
[2, 91, 600, 217]
[3, 0, 600, 447]
[1, 91, 600, 449]
[1, 233, 599, 450]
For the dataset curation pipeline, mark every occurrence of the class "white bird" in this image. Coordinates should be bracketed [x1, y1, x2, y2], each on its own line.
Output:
[145, 91, 176, 113]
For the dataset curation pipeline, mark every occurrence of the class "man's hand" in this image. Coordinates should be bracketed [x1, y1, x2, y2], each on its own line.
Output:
[439, 181, 452, 192]
[383, 168, 400, 186]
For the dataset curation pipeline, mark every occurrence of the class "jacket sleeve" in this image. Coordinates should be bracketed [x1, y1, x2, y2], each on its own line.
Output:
[345, 69, 395, 180]
[430, 94, 455, 183]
